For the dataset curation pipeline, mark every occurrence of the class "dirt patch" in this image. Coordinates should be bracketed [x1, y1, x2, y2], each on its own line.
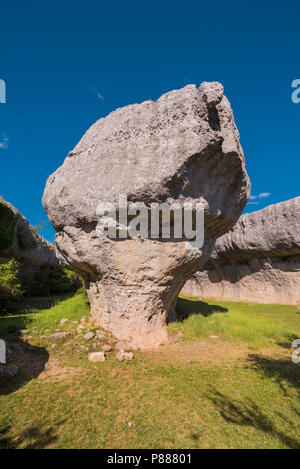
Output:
[6, 336, 81, 384]
[9, 337, 49, 379]
[39, 356, 82, 381]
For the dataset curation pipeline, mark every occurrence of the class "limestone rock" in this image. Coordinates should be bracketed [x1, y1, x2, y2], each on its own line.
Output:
[88, 352, 106, 362]
[43, 82, 250, 349]
[116, 350, 134, 362]
[115, 341, 131, 352]
[101, 344, 112, 352]
[84, 331, 95, 340]
[49, 332, 71, 340]
[182, 197, 300, 305]
[96, 330, 106, 340]
[0, 196, 58, 268]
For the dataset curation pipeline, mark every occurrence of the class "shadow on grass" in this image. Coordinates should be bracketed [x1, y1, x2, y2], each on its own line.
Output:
[0, 314, 30, 336]
[0, 330, 49, 396]
[174, 296, 228, 321]
[205, 386, 300, 449]
[0, 424, 58, 449]
[0, 293, 74, 318]
[206, 354, 300, 448]
[246, 354, 300, 394]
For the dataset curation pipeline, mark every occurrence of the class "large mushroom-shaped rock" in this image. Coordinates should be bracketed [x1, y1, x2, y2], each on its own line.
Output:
[181, 197, 300, 305]
[43, 82, 250, 349]
[0, 196, 58, 268]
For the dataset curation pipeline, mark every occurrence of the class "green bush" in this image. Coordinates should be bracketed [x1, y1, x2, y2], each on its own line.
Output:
[0, 258, 24, 312]
[0, 256, 82, 307]
[0, 201, 16, 253]
[22, 265, 80, 296]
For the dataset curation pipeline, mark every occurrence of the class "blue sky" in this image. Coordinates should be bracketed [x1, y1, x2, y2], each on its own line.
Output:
[0, 0, 299, 242]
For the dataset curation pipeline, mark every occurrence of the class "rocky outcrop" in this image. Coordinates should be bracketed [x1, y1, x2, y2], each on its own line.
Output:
[0, 196, 58, 268]
[182, 197, 300, 305]
[43, 82, 250, 349]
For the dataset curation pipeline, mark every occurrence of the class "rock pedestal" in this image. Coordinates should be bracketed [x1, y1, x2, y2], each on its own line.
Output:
[43, 82, 250, 349]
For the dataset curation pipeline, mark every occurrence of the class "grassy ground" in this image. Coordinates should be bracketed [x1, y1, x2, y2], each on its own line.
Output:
[0, 292, 299, 449]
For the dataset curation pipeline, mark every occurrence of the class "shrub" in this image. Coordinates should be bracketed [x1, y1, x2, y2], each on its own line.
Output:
[0, 201, 16, 253]
[0, 256, 82, 307]
[0, 258, 24, 312]
[22, 265, 80, 296]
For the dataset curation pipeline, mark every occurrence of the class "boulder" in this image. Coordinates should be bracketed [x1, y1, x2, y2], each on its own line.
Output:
[43, 82, 250, 349]
[182, 197, 300, 305]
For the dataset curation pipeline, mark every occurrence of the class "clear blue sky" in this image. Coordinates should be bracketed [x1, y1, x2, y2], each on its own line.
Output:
[1, 0, 299, 242]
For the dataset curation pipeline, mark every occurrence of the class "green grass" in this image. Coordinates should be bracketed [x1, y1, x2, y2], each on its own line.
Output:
[24, 292, 90, 332]
[171, 296, 300, 349]
[0, 293, 299, 449]
[0, 292, 90, 335]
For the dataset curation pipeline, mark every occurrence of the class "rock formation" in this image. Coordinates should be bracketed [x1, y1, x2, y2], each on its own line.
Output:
[43, 82, 250, 349]
[0, 196, 58, 268]
[182, 197, 300, 305]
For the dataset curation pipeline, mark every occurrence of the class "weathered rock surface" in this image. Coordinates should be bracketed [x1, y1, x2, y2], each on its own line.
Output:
[43, 82, 250, 349]
[182, 197, 300, 305]
[0, 196, 58, 268]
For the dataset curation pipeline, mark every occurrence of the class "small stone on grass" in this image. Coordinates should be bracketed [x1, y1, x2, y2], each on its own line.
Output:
[84, 332, 95, 340]
[116, 350, 134, 362]
[88, 352, 106, 362]
[49, 332, 71, 340]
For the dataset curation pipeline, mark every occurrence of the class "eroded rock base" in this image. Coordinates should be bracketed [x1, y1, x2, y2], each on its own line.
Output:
[86, 278, 182, 350]
[182, 255, 300, 305]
